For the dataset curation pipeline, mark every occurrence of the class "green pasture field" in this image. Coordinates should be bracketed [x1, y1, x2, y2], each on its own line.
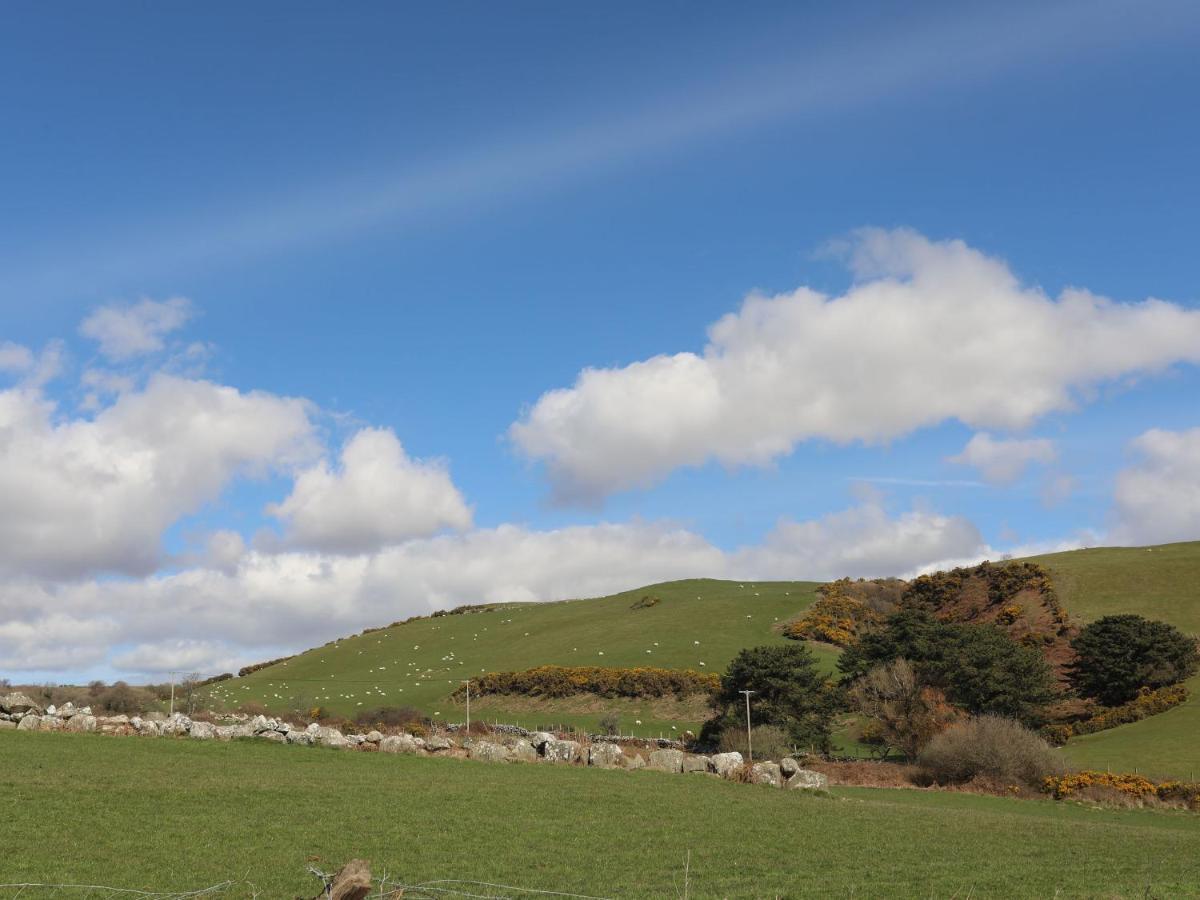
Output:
[2, 731, 1198, 899]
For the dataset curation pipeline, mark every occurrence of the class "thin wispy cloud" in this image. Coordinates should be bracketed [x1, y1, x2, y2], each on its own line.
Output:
[5, 0, 1197, 297]
[851, 477, 988, 489]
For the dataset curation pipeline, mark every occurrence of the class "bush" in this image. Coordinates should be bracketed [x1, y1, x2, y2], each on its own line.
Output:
[849, 659, 959, 759]
[1068, 615, 1199, 706]
[1042, 684, 1189, 744]
[454, 666, 718, 700]
[93, 681, 157, 716]
[1043, 771, 1200, 810]
[917, 715, 1065, 787]
[703, 644, 839, 752]
[598, 712, 621, 736]
[717, 724, 794, 761]
[353, 706, 426, 729]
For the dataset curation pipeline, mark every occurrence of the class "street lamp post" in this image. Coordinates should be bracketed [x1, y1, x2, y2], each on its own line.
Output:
[738, 689, 756, 764]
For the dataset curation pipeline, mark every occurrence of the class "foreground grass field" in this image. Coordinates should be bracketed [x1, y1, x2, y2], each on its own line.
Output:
[207, 578, 829, 734]
[2, 731, 1199, 899]
[1030, 542, 1200, 780]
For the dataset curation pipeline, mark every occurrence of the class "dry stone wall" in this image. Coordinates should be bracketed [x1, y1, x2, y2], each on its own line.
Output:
[0, 691, 828, 792]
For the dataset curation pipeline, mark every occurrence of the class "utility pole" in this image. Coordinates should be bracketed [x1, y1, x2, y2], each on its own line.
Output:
[460, 680, 471, 734]
[168, 671, 182, 717]
[739, 689, 756, 764]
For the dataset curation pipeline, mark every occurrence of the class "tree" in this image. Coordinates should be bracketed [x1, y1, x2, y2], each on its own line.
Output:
[850, 658, 959, 759]
[1069, 615, 1199, 706]
[839, 611, 1058, 725]
[180, 672, 203, 716]
[703, 644, 839, 752]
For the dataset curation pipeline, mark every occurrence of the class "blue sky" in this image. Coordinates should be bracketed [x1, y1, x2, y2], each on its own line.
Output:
[2, 1, 1199, 680]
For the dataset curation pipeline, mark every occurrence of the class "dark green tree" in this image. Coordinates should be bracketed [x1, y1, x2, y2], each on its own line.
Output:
[839, 610, 1057, 725]
[703, 644, 838, 752]
[1069, 615, 1199, 706]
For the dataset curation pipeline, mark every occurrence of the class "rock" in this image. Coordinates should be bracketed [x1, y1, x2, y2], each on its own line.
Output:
[46, 704, 57, 716]
[313, 726, 351, 749]
[0, 720, 15, 730]
[648, 748, 684, 773]
[785, 768, 829, 790]
[750, 762, 783, 787]
[58, 702, 76, 718]
[509, 739, 538, 763]
[259, 730, 286, 743]
[328, 858, 372, 900]
[285, 729, 314, 746]
[104, 715, 130, 726]
[0, 692, 42, 716]
[144, 712, 166, 722]
[39, 715, 64, 731]
[249, 714, 271, 734]
[780, 757, 799, 778]
[161, 715, 191, 737]
[588, 742, 625, 769]
[306, 722, 322, 735]
[133, 718, 162, 736]
[16, 714, 40, 731]
[425, 735, 454, 752]
[622, 752, 646, 770]
[366, 730, 383, 743]
[469, 740, 511, 763]
[214, 725, 238, 741]
[80, 706, 92, 716]
[542, 739, 582, 763]
[65, 714, 97, 733]
[529, 731, 556, 750]
[379, 733, 421, 754]
[682, 754, 711, 774]
[412, 737, 427, 750]
[189, 721, 217, 740]
[711, 752, 744, 779]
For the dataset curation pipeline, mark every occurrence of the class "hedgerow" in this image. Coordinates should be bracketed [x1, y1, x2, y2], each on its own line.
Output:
[1040, 684, 1189, 745]
[237, 655, 297, 678]
[1043, 771, 1200, 809]
[453, 665, 719, 700]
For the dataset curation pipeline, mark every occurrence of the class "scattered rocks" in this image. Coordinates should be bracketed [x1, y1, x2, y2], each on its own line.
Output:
[750, 762, 782, 787]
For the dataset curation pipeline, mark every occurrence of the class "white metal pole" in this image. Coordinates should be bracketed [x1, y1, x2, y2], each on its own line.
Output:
[739, 689, 755, 764]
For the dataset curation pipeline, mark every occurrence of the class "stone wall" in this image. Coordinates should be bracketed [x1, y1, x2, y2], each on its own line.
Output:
[0, 691, 828, 792]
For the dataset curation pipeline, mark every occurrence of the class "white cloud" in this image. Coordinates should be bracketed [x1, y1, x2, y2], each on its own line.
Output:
[268, 428, 473, 553]
[1112, 427, 1200, 545]
[79, 297, 194, 361]
[0, 494, 987, 677]
[512, 229, 1200, 501]
[948, 432, 1057, 484]
[0, 342, 34, 373]
[0, 374, 316, 579]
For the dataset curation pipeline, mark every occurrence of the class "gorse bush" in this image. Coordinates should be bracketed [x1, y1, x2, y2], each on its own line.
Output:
[1043, 771, 1200, 810]
[454, 666, 719, 700]
[917, 715, 1065, 787]
[1068, 615, 1199, 706]
[902, 561, 1068, 628]
[1041, 684, 1189, 744]
[783, 594, 880, 647]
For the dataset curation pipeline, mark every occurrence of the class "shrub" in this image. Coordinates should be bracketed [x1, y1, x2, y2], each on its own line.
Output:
[454, 666, 718, 700]
[917, 715, 1065, 787]
[1043, 771, 1200, 810]
[783, 594, 880, 647]
[1068, 615, 1199, 706]
[1041, 684, 1189, 744]
[93, 681, 158, 716]
[353, 706, 426, 729]
[703, 644, 839, 752]
[598, 712, 621, 736]
[839, 610, 1057, 725]
[629, 595, 661, 610]
[237, 655, 297, 678]
[717, 724, 794, 761]
[849, 659, 959, 759]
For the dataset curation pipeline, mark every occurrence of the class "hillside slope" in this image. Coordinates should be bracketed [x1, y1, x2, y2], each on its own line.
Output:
[1027, 541, 1200, 779]
[205, 578, 827, 733]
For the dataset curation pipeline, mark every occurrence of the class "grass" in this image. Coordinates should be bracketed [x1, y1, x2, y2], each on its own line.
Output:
[3, 730, 1199, 898]
[205, 578, 831, 734]
[1027, 541, 1200, 780]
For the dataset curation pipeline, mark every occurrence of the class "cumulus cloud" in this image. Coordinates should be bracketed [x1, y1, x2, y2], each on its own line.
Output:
[949, 432, 1057, 484]
[0, 374, 316, 579]
[1112, 427, 1200, 545]
[511, 229, 1200, 501]
[0, 494, 987, 677]
[268, 428, 473, 553]
[79, 297, 194, 361]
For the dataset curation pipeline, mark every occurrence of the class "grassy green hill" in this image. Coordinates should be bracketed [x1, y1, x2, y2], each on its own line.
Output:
[207, 542, 1200, 775]
[1027, 541, 1200, 780]
[205, 578, 831, 735]
[5, 731, 1199, 898]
